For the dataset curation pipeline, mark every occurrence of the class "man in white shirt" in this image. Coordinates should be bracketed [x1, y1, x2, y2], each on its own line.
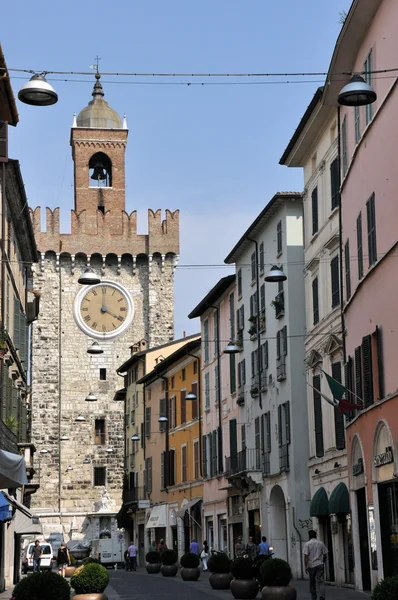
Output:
[303, 530, 328, 600]
[127, 541, 137, 571]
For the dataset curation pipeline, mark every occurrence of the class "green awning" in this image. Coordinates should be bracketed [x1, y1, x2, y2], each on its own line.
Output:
[310, 487, 329, 517]
[329, 482, 350, 514]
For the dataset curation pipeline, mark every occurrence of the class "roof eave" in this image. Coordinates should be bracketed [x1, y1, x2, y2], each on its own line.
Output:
[0, 44, 19, 126]
[188, 275, 236, 319]
[137, 338, 201, 385]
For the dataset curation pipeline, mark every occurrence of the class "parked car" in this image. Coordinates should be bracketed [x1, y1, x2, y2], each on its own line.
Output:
[22, 542, 53, 573]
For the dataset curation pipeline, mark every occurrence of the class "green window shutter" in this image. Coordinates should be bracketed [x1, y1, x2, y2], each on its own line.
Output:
[229, 353, 236, 393]
[355, 346, 362, 401]
[376, 326, 384, 400]
[13, 297, 20, 350]
[285, 402, 291, 444]
[203, 436, 207, 478]
[362, 335, 374, 407]
[332, 362, 346, 450]
[266, 412, 271, 452]
[313, 375, 324, 457]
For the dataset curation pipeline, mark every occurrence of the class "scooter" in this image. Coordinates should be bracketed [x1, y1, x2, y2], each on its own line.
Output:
[252, 547, 275, 586]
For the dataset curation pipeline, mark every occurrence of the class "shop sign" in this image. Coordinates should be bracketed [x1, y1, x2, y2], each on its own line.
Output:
[374, 446, 394, 468]
[138, 500, 150, 509]
[352, 458, 364, 476]
[247, 497, 259, 511]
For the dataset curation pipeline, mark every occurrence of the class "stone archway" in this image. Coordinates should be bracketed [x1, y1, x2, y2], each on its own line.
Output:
[269, 485, 288, 562]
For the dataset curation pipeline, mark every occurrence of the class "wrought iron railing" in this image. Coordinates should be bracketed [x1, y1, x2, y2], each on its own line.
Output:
[225, 448, 261, 476]
[279, 444, 289, 472]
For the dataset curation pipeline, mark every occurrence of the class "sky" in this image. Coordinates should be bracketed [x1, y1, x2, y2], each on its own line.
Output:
[2, 0, 351, 338]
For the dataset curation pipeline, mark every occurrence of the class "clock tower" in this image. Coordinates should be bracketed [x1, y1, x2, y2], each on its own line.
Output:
[29, 74, 179, 543]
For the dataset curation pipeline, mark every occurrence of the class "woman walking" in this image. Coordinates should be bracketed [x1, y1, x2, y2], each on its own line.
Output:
[201, 540, 209, 571]
[57, 542, 71, 578]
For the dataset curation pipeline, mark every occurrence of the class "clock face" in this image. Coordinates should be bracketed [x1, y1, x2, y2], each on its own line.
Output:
[74, 281, 134, 339]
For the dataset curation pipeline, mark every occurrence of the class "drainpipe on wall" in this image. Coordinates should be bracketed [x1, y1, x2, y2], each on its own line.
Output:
[247, 237, 263, 410]
[337, 106, 347, 367]
[209, 304, 223, 474]
[292, 506, 304, 580]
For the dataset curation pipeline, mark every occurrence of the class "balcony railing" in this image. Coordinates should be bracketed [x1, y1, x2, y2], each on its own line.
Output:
[124, 487, 145, 504]
[225, 448, 261, 477]
[273, 291, 285, 319]
[261, 452, 271, 476]
[279, 444, 289, 472]
[277, 356, 286, 381]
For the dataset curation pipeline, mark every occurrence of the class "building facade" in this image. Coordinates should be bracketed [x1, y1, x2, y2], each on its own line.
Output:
[188, 275, 238, 555]
[29, 74, 179, 544]
[280, 93, 353, 585]
[224, 193, 310, 577]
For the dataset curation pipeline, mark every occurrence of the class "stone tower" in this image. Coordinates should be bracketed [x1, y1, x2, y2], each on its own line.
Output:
[29, 74, 179, 543]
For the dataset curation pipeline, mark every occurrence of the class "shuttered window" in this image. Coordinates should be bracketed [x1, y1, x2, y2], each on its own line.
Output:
[331, 256, 340, 308]
[332, 362, 345, 450]
[259, 242, 264, 273]
[180, 390, 186, 424]
[169, 395, 176, 428]
[366, 193, 377, 267]
[345, 240, 351, 300]
[364, 50, 374, 124]
[251, 252, 256, 282]
[161, 452, 166, 488]
[215, 366, 219, 404]
[277, 220, 282, 254]
[194, 441, 200, 479]
[230, 353, 236, 394]
[330, 158, 340, 210]
[241, 424, 246, 451]
[0, 121, 8, 162]
[354, 106, 361, 144]
[237, 269, 242, 297]
[262, 341, 268, 370]
[255, 417, 260, 469]
[203, 436, 208, 478]
[312, 277, 319, 325]
[13, 298, 20, 351]
[312, 187, 319, 235]
[355, 346, 363, 402]
[159, 398, 167, 432]
[204, 319, 209, 364]
[313, 375, 324, 457]
[205, 372, 210, 408]
[214, 311, 219, 356]
[362, 335, 374, 407]
[265, 412, 271, 452]
[212, 430, 218, 476]
[145, 407, 151, 438]
[357, 213, 363, 280]
[342, 116, 348, 176]
[376, 326, 384, 401]
[191, 382, 198, 420]
[181, 446, 187, 482]
[260, 284, 265, 314]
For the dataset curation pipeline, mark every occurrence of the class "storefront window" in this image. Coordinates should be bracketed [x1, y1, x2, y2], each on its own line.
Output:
[368, 505, 378, 570]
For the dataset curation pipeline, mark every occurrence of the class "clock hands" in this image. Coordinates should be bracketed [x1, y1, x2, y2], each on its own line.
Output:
[102, 306, 123, 321]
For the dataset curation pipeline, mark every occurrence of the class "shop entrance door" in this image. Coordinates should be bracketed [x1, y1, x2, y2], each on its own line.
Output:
[378, 481, 398, 578]
[319, 517, 335, 582]
[356, 488, 371, 590]
[248, 510, 261, 544]
[138, 524, 145, 567]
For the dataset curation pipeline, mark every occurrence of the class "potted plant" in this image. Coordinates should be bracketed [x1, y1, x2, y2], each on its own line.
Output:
[160, 549, 178, 577]
[0, 329, 8, 357]
[65, 552, 77, 577]
[230, 557, 258, 599]
[180, 552, 201, 581]
[12, 571, 70, 600]
[207, 552, 233, 590]
[145, 550, 161, 574]
[70, 562, 109, 600]
[372, 575, 398, 600]
[248, 325, 257, 337]
[260, 558, 295, 600]
[250, 386, 259, 398]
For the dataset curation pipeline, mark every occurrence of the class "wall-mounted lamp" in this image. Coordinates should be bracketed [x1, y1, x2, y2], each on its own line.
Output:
[78, 268, 101, 285]
[85, 392, 98, 402]
[60, 435, 69, 441]
[83, 458, 91, 464]
[75, 415, 86, 422]
[66, 466, 73, 471]
[87, 342, 104, 355]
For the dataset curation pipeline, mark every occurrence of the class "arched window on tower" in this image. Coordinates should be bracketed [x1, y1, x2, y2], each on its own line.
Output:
[89, 152, 112, 190]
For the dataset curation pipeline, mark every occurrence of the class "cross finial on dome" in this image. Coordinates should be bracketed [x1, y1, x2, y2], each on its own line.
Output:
[92, 72, 104, 98]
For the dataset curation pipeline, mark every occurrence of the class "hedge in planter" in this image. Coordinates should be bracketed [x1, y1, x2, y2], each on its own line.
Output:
[180, 552, 201, 581]
[160, 549, 178, 577]
[372, 576, 398, 600]
[12, 571, 70, 600]
[70, 562, 109, 599]
[260, 558, 296, 600]
[230, 557, 258, 600]
[146, 551, 161, 574]
[207, 552, 233, 590]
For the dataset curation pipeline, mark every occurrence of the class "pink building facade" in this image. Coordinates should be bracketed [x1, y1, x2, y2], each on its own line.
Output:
[323, 0, 398, 590]
[188, 275, 239, 554]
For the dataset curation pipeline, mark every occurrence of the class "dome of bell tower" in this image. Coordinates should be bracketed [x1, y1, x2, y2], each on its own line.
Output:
[76, 73, 122, 129]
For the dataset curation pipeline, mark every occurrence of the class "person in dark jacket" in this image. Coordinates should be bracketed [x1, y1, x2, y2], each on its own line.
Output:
[57, 542, 70, 577]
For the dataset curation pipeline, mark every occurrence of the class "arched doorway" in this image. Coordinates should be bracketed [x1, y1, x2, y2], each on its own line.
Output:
[269, 485, 288, 561]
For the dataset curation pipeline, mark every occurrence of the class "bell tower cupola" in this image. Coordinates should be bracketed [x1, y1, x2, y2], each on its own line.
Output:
[70, 73, 128, 217]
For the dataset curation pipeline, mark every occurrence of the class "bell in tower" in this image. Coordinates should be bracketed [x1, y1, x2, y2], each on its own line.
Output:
[89, 152, 112, 188]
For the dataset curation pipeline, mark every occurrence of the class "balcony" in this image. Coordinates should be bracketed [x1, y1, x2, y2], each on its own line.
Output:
[261, 452, 271, 476]
[237, 384, 245, 406]
[277, 356, 286, 381]
[272, 291, 285, 319]
[123, 487, 146, 505]
[260, 371, 268, 393]
[225, 448, 262, 485]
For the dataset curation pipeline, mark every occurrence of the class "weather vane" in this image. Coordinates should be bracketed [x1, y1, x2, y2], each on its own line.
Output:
[90, 55, 101, 74]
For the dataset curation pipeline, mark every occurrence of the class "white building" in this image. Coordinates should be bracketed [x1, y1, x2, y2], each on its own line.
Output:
[280, 90, 352, 585]
[224, 192, 310, 578]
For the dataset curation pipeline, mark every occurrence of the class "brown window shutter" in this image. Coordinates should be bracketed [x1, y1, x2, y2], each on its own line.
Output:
[0, 121, 8, 162]
[362, 335, 374, 407]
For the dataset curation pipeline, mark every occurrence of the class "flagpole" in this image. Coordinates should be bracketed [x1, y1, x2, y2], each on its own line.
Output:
[320, 369, 364, 406]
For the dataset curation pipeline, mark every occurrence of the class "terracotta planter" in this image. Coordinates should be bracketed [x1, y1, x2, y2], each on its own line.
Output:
[73, 595, 108, 600]
[261, 586, 297, 600]
[230, 578, 259, 599]
[160, 564, 178, 577]
[209, 572, 233, 590]
[65, 566, 76, 577]
[146, 562, 161, 574]
[180, 566, 200, 581]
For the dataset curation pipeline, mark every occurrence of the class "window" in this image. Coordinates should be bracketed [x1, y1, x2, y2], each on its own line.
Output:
[312, 277, 319, 325]
[255, 417, 261, 469]
[261, 412, 271, 475]
[331, 256, 340, 308]
[311, 187, 318, 235]
[203, 319, 209, 364]
[169, 449, 176, 486]
[229, 354, 236, 394]
[214, 366, 219, 404]
[260, 284, 266, 330]
[203, 435, 208, 478]
[213, 311, 219, 356]
[278, 402, 290, 471]
[95, 419, 105, 445]
[237, 305, 245, 344]
[312, 375, 324, 457]
[362, 334, 374, 407]
[364, 50, 374, 124]
[342, 116, 348, 176]
[251, 349, 258, 381]
[170, 376, 175, 388]
[332, 362, 345, 450]
[367, 193, 377, 266]
[229, 292, 235, 340]
[238, 359, 246, 388]
[191, 382, 198, 420]
[94, 467, 106, 487]
[100, 368, 106, 381]
[182, 368, 186, 381]
[169, 395, 176, 428]
[145, 407, 151, 438]
[193, 360, 198, 375]
[249, 293, 258, 323]
[357, 213, 364, 280]
[144, 457, 152, 493]
[180, 390, 186, 424]
[354, 106, 361, 144]
[262, 341, 268, 370]
[205, 372, 210, 409]
[159, 397, 167, 432]
[277, 220, 282, 255]
[181, 445, 187, 482]
[237, 269, 242, 297]
[345, 240, 351, 300]
[193, 440, 200, 479]
[259, 242, 264, 273]
[251, 252, 256, 282]
[276, 326, 287, 381]
[161, 452, 166, 489]
[330, 158, 340, 210]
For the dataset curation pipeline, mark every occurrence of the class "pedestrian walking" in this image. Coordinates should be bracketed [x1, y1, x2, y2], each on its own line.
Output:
[234, 535, 246, 558]
[246, 536, 258, 559]
[200, 540, 209, 571]
[258, 536, 270, 556]
[157, 539, 168, 557]
[149, 539, 157, 553]
[56, 542, 70, 577]
[189, 539, 200, 555]
[128, 541, 137, 571]
[32, 540, 43, 573]
[303, 530, 328, 600]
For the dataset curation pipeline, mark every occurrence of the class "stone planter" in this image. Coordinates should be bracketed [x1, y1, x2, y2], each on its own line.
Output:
[180, 566, 200, 581]
[261, 586, 297, 600]
[160, 564, 178, 577]
[209, 572, 233, 590]
[73, 594, 108, 600]
[146, 562, 161, 574]
[230, 578, 259, 599]
[65, 566, 76, 577]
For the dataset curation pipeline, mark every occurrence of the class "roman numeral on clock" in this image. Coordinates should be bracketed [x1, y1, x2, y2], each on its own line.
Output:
[84, 315, 91, 322]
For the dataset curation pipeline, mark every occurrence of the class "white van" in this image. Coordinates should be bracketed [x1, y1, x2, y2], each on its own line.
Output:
[90, 539, 124, 567]
[22, 542, 53, 573]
